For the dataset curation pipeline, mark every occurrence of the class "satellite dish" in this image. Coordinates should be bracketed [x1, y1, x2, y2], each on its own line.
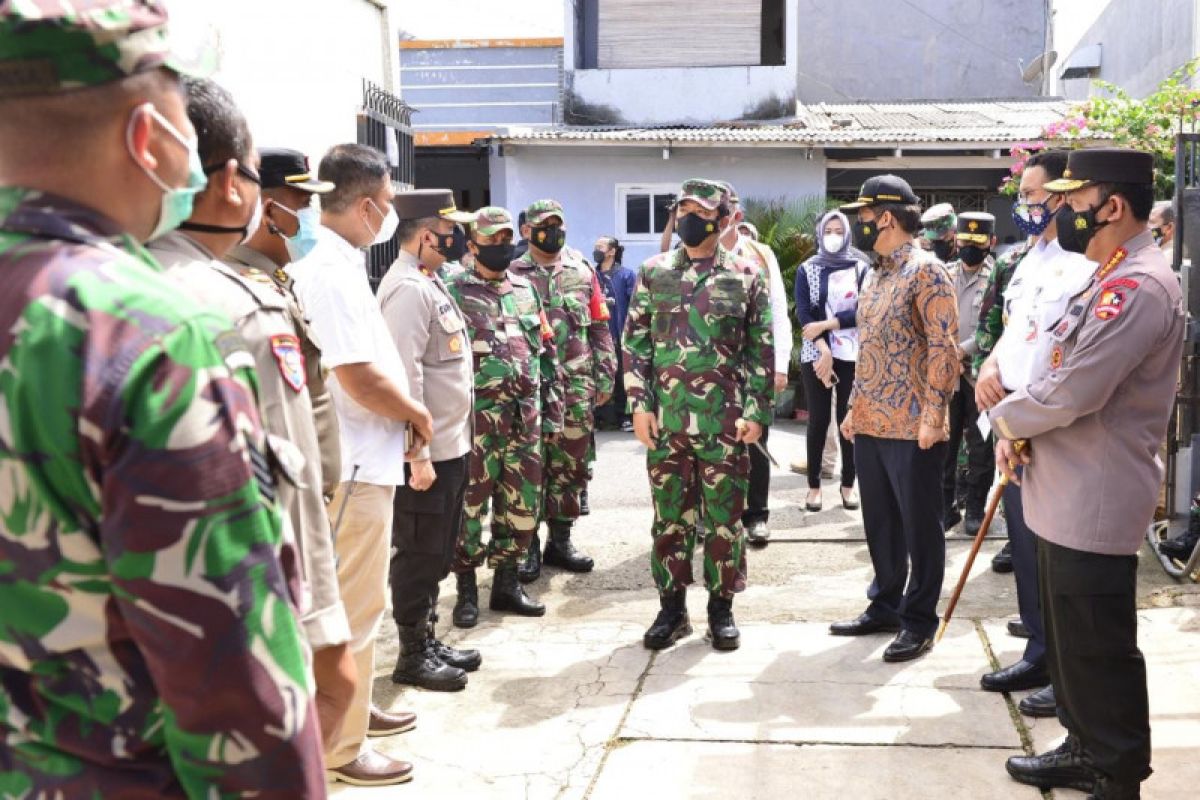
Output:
[1022, 50, 1059, 83]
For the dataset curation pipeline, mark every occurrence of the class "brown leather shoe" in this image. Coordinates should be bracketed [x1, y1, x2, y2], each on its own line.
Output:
[327, 748, 414, 786]
[367, 705, 417, 737]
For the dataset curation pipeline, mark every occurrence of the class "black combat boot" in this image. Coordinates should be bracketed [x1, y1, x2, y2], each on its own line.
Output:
[580, 487, 591, 516]
[643, 589, 691, 650]
[392, 624, 467, 691]
[543, 521, 594, 572]
[1005, 735, 1100, 792]
[489, 563, 546, 616]
[452, 570, 479, 629]
[706, 594, 740, 651]
[517, 532, 542, 584]
[427, 615, 481, 673]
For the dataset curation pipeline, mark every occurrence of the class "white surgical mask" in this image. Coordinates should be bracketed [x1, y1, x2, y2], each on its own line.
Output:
[823, 233, 845, 253]
[241, 197, 263, 246]
[365, 198, 399, 246]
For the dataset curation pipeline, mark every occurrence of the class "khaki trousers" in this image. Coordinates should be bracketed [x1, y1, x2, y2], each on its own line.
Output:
[324, 480, 394, 768]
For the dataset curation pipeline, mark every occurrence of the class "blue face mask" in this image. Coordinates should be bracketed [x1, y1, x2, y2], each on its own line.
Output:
[273, 202, 321, 261]
[1012, 199, 1054, 237]
[128, 104, 207, 241]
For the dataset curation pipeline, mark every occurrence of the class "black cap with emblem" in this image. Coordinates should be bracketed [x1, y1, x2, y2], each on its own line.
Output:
[955, 212, 996, 244]
[1044, 148, 1155, 193]
[840, 174, 921, 212]
[260, 148, 334, 194]
[393, 189, 475, 222]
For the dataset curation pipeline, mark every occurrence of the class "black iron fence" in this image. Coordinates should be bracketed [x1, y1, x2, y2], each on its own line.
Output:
[357, 79, 415, 290]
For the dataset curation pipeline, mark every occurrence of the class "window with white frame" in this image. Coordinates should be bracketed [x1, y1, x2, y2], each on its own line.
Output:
[616, 184, 678, 241]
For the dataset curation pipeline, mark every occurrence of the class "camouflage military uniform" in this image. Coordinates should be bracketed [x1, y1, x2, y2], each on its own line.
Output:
[447, 264, 563, 569]
[439, 258, 467, 282]
[624, 244, 774, 597]
[510, 209, 616, 526]
[0, 187, 325, 796]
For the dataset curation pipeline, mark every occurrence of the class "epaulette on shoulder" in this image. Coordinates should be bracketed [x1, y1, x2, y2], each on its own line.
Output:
[244, 267, 286, 297]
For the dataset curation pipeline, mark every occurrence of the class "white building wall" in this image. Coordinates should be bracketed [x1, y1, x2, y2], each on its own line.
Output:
[167, 0, 401, 164]
[491, 144, 826, 267]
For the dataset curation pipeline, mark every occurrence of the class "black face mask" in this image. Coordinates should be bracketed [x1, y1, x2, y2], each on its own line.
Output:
[931, 239, 955, 262]
[1055, 202, 1109, 254]
[531, 224, 566, 254]
[437, 226, 466, 262]
[474, 242, 516, 271]
[592, 248, 607, 265]
[1151, 226, 1165, 245]
[959, 245, 990, 267]
[677, 212, 720, 247]
[853, 218, 884, 253]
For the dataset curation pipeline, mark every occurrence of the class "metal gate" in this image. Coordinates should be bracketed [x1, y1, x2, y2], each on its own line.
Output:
[357, 79, 415, 290]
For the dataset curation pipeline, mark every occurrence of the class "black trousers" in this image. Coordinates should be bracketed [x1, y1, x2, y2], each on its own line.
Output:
[941, 376, 991, 516]
[742, 426, 771, 525]
[800, 358, 856, 490]
[1038, 537, 1151, 783]
[856, 435, 946, 638]
[595, 348, 628, 428]
[1002, 471, 1045, 666]
[390, 454, 469, 628]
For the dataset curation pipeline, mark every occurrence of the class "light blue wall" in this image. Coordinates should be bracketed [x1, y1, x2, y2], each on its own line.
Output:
[490, 145, 826, 268]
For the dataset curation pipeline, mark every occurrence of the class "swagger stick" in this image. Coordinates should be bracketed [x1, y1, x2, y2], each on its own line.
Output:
[935, 441, 1026, 644]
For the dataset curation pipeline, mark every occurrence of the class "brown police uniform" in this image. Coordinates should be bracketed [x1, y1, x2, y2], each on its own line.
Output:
[990, 149, 1184, 789]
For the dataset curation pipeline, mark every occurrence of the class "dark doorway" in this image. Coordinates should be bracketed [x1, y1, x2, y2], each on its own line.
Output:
[415, 146, 491, 213]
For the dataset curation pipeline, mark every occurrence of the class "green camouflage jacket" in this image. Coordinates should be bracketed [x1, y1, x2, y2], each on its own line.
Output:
[623, 245, 775, 433]
[447, 268, 564, 434]
[0, 187, 324, 798]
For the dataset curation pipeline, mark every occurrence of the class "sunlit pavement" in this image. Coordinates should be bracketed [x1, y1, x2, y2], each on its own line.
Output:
[336, 424, 1200, 799]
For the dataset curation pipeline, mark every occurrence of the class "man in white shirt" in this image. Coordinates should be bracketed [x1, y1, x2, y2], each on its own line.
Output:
[290, 143, 434, 788]
[718, 185, 793, 546]
[975, 148, 1095, 712]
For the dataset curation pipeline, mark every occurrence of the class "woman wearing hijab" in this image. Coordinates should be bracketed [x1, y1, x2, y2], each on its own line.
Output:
[794, 210, 868, 511]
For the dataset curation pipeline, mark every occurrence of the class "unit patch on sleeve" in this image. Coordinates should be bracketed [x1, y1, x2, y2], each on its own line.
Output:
[270, 333, 307, 392]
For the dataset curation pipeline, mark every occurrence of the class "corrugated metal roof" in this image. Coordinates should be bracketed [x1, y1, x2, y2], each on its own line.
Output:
[494, 99, 1081, 146]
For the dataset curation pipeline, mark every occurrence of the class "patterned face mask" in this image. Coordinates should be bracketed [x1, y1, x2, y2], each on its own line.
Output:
[1012, 199, 1054, 237]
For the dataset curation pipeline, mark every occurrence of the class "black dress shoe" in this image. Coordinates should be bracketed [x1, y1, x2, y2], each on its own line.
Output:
[980, 659, 1049, 692]
[991, 541, 1014, 573]
[746, 521, 770, 547]
[1019, 683, 1058, 718]
[964, 514, 984, 537]
[1007, 619, 1031, 638]
[943, 508, 963, 531]
[1005, 735, 1099, 792]
[883, 630, 932, 663]
[829, 612, 902, 637]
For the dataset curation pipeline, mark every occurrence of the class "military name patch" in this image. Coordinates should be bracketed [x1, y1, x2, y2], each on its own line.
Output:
[270, 333, 306, 392]
[1050, 345, 1064, 370]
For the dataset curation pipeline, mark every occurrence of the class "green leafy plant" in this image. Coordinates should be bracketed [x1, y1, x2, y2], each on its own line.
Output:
[1001, 57, 1200, 197]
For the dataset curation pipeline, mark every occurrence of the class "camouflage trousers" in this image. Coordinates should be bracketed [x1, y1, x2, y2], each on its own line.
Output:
[542, 401, 593, 523]
[647, 432, 749, 598]
[453, 406, 543, 571]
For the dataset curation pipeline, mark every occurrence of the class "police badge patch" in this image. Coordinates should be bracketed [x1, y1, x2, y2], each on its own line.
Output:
[270, 333, 306, 392]
[1050, 344, 1064, 371]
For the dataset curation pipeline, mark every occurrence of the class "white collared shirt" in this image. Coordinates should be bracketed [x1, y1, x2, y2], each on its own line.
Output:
[290, 226, 410, 486]
[994, 236, 1096, 392]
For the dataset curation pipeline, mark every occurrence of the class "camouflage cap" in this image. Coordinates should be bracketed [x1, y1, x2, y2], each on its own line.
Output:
[678, 178, 728, 211]
[920, 202, 957, 240]
[0, 0, 203, 97]
[471, 206, 515, 237]
[715, 180, 740, 205]
[525, 199, 565, 226]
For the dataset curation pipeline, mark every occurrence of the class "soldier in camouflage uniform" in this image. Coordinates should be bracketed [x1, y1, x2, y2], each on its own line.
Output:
[921, 202, 958, 263]
[447, 207, 564, 626]
[624, 179, 774, 652]
[0, 4, 325, 795]
[512, 199, 617, 581]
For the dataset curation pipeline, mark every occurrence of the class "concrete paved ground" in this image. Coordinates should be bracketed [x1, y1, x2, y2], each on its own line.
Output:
[335, 423, 1200, 799]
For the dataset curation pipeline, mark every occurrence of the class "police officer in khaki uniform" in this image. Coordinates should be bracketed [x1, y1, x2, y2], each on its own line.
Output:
[378, 189, 480, 691]
[992, 148, 1184, 800]
[225, 147, 342, 498]
[145, 78, 428, 760]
